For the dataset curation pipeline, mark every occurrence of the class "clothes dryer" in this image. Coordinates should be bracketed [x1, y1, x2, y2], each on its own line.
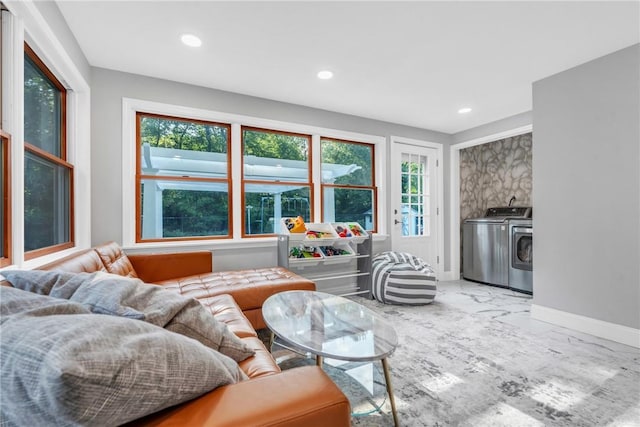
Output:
[508, 219, 533, 294]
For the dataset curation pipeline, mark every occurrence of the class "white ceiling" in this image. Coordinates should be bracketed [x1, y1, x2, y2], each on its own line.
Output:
[55, 1, 639, 134]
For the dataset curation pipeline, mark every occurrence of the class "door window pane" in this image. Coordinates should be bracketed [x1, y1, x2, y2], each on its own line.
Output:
[244, 184, 311, 235]
[400, 154, 430, 237]
[24, 152, 71, 251]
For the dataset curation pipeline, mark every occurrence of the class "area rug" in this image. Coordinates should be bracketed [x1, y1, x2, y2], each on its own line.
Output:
[269, 296, 640, 426]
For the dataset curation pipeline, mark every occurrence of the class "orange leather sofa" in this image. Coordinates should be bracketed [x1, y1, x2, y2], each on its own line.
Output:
[19, 241, 351, 427]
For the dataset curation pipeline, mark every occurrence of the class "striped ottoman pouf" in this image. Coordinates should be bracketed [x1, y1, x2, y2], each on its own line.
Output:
[371, 251, 437, 305]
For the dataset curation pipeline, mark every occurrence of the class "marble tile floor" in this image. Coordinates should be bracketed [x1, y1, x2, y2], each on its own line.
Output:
[266, 280, 640, 426]
[268, 279, 638, 383]
[437, 279, 638, 356]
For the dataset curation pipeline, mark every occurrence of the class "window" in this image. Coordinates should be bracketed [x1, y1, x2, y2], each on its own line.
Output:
[124, 99, 385, 245]
[401, 153, 429, 236]
[321, 138, 376, 232]
[1, 12, 9, 267]
[0, 130, 10, 267]
[23, 44, 73, 259]
[242, 127, 312, 236]
[136, 113, 231, 241]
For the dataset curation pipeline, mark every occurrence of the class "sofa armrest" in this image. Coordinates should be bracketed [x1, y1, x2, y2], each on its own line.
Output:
[127, 251, 213, 283]
[130, 366, 351, 427]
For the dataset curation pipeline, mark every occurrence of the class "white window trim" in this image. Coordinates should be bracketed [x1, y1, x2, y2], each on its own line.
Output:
[122, 97, 386, 249]
[1, 2, 91, 270]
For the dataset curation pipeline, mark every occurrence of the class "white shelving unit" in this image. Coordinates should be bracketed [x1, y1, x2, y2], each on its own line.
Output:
[277, 222, 372, 297]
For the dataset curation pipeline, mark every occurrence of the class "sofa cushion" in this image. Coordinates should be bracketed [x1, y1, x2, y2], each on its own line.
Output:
[0, 287, 246, 427]
[40, 248, 108, 274]
[94, 241, 139, 277]
[238, 336, 281, 379]
[198, 294, 258, 339]
[158, 267, 315, 311]
[2, 270, 255, 362]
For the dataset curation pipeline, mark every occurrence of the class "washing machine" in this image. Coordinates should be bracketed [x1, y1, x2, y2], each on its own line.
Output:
[463, 206, 531, 287]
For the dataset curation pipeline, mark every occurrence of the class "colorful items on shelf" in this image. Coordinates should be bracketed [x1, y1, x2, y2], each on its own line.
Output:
[284, 216, 307, 233]
[334, 225, 353, 238]
[348, 224, 363, 236]
[305, 230, 333, 239]
[320, 246, 351, 257]
[289, 246, 322, 259]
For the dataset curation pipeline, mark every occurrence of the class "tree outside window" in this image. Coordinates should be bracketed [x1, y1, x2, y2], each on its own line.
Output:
[23, 44, 73, 258]
[242, 127, 312, 236]
[321, 138, 376, 231]
[136, 113, 231, 241]
[133, 116, 379, 240]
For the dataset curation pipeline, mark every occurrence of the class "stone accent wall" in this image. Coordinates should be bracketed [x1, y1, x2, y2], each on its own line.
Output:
[460, 133, 533, 222]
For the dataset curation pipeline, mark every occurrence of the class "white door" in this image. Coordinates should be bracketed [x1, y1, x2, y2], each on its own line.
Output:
[391, 141, 439, 269]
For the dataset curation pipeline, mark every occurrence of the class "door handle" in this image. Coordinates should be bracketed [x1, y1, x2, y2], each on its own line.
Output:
[394, 219, 401, 225]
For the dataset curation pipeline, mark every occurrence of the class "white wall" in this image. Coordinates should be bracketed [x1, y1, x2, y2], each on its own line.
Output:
[532, 44, 640, 333]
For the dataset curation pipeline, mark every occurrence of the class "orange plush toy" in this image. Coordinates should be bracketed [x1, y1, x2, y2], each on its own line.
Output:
[284, 216, 307, 233]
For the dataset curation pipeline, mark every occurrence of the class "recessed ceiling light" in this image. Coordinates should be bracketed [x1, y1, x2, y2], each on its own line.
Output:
[317, 70, 334, 80]
[181, 34, 202, 47]
[458, 107, 472, 114]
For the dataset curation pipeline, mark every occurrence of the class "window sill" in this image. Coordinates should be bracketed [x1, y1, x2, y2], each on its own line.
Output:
[123, 233, 386, 254]
[18, 245, 92, 270]
[122, 237, 278, 254]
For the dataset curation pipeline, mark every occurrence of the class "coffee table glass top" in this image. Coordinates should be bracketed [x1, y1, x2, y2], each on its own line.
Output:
[262, 290, 398, 362]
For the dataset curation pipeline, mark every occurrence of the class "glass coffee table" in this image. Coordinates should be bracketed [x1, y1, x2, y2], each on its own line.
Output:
[262, 290, 399, 427]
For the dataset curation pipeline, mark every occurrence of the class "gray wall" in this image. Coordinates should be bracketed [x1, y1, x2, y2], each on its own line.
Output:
[90, 68, 451, 267]
[532, 44, 640, 329]
[452, 111, 532, 144]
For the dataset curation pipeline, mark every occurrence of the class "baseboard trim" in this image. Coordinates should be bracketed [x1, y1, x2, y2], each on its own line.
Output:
[439, 271, 459, 281]
[531, 304, 640, 349]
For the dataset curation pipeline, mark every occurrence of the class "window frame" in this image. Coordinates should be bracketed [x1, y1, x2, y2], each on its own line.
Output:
[121, 98, 387, 249]
[23, 42, 74, 260]
[0, 130, 11, 267]
[240, 126, 313, 238]
[320, 137, 378, 232]
[135, 111, 233, 243]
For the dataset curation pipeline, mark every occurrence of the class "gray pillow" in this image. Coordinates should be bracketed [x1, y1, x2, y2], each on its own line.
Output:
[0, 286, 245, 426]
[2, 270, 254, 362]
[0, 284, 90, 317]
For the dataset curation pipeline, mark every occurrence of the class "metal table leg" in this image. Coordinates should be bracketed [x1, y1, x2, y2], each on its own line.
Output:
[381, 357, 399, 427]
